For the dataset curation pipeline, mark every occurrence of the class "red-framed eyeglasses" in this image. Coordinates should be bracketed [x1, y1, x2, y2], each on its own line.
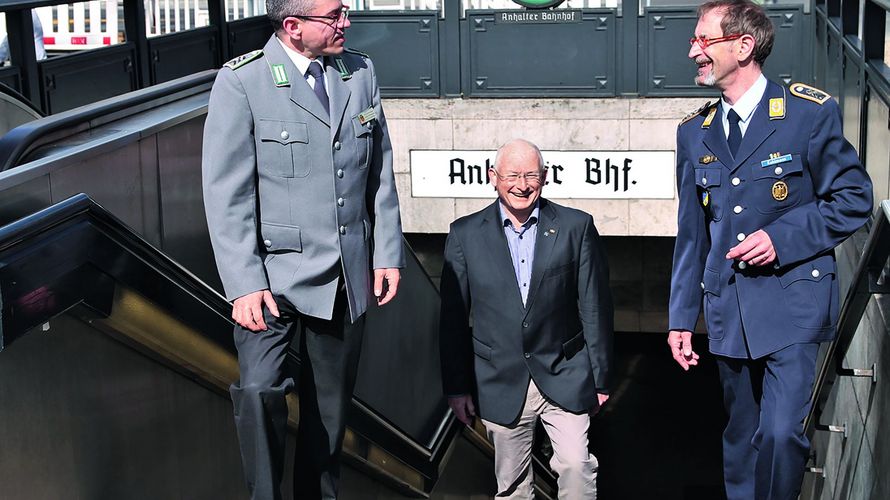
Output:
[689, 34, 743, 49]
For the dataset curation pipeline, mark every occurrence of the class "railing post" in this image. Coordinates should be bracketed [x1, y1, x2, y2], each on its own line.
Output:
[440, 0, 461, 97]
[208, 0, 230, 66]
[6, 8, 40, 110]
[618, 0, 638, 95]
[123, 0, 152, 88]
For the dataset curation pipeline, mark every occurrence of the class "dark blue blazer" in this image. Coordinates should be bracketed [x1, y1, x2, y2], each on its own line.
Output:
[439, 199, 613, 425]
[669, 80, 873, 359]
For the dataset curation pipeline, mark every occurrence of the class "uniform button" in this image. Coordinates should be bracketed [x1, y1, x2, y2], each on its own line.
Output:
[773, 263, 780, 270]
[263, 239, 272, 248]
[774, 166, 783, 175]
[522, 322, 529, 328]
[280, 130, 289, 140]
[337, 169, 344, 178]
[734, 205, 743, 214]
[339, 225, 346, 235]
[738, 261, 747, 270]
[737, 232, 746, 242]
[334, 141, 341, 150]
[700, 282, 705, 290]
[524, 352, 531, 359]
[702, 177, 707, 184]
[811, 269, 820, 278]
[337, 197, 344, 207]
[732, 177, 741, 186]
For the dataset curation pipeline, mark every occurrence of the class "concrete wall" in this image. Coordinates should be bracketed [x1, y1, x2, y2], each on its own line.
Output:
[385, 97, 706, 237]
[800, 228, 890, 500]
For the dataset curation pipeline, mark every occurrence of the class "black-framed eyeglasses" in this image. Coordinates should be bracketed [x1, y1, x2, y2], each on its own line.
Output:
[292, 6, 349, 27]
[689, 33, 742, 49]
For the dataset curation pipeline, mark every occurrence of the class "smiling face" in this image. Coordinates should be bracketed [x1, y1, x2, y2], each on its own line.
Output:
[688, 9, 738, 91]
[489, 140, 547, 225]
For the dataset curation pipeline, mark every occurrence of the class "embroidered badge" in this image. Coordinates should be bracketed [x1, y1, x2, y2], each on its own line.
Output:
[772, 181, 789, 201]
[701, 190, 710, 207]
[270, 64, 289, 87]
[699, 155, 717, 165]
[701, 107, 717, 128]
[769, 97, 785, 119]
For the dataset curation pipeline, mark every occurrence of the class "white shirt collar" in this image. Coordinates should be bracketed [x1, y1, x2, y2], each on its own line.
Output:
[720, 73, 768, 137]
[276, 37, 324, 83]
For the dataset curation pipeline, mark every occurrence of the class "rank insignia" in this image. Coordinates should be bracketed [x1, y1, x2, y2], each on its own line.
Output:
[772, 181, 789, 201]
[702, 107, 717, 128]
[701, 190, 710, 207]
[270, 64, 289, 87]
[790, 83, 831, 105]
[699, 155, 717, 165]
[769, 97, 785, 119]
[680, 101, 712, 126]
[358, 107, 377, 125]
[224, 49, 263, 70]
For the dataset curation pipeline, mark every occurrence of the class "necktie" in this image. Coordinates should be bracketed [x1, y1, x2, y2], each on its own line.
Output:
[727, 108, 742, 158]
[306, 60, 330, 116]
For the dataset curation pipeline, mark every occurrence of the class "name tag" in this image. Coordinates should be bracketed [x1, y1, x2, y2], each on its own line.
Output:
[761, 154, 792, 168]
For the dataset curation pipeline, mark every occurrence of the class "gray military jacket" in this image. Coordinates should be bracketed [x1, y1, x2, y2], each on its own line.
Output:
[202, 36, 404, 321]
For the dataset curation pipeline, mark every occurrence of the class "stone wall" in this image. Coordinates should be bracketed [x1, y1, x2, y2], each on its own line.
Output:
[384, 97, 707, 237]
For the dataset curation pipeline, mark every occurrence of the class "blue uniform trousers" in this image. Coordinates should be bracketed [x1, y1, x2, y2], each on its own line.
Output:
[716, 342, 819, 500]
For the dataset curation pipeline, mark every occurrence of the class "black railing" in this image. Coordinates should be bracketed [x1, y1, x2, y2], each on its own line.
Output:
[804, 201, 890, 441]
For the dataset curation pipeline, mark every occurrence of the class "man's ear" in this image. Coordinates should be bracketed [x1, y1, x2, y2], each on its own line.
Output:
[736, 34, 756, 62]
[281, 17, 302, 41]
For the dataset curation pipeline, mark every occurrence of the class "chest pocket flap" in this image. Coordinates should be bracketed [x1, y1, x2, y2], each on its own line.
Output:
[258, 119, 309, 145]
[694, 168, 722, 188]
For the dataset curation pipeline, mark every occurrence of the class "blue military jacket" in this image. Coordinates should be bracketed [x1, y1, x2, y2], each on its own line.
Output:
[668, 79, 873, 359]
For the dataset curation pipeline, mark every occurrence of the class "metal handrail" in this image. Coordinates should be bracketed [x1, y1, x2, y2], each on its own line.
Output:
[804, 201, 890, 435]
[0, 70, 216, 172]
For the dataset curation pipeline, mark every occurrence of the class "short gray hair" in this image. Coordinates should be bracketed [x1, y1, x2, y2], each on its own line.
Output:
[493, 139, 545, 173]
[267, 0, 314, 31]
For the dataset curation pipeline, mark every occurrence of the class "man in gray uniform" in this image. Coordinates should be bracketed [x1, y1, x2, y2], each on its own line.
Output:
[201, 0, 404, 498]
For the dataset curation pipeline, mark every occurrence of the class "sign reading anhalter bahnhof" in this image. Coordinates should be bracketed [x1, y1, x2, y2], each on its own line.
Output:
[410, 150, 676, 199]
[498, 0, 580, 24]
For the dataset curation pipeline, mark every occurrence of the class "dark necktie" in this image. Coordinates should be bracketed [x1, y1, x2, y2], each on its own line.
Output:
[306, 60, 330, 116]
[727, 108, 742, 158]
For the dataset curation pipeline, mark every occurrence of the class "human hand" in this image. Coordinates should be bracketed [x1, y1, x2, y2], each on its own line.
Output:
[590, 392, 610, 416]
[447, 395, 476, 426]
[373, 268, 401, 306]
[726, 229, 776, 267]
[232, 289, 279, 332]
[668, 329, 699, 371]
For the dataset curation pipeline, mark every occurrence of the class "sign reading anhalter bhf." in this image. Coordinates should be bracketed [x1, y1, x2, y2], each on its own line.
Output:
[410, 150, 676, 199]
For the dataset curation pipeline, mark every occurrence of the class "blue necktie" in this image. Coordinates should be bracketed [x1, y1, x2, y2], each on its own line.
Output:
[727, 108, 742, 158]
[306, 60, 330, 116]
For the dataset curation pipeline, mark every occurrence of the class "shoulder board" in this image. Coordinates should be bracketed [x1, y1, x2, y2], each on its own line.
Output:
[789, 83, 831, 105]
[679, 101, 714, 126]
[344, 47, 370, 58]
[223, 49, 263, 70]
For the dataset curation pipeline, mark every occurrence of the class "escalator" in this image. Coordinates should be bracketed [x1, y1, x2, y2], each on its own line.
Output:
[0, 73, 559, 499]
[0, 82, 42, 138]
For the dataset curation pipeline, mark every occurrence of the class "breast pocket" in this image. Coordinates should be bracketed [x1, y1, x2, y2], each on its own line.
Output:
[694, 168, 723, 221]
[352, 114, 374, 170]
[750, 154, 803, 214]
[257, 119, 310, 178]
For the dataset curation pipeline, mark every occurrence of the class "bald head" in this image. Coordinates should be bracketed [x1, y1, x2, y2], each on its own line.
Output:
[493, 139, 544, 174]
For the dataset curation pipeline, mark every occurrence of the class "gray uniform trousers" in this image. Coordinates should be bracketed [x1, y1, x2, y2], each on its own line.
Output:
[230, 289, 364, 500]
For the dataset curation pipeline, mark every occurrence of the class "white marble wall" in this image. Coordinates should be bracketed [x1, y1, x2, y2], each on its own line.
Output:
[384, 97, 706, 236]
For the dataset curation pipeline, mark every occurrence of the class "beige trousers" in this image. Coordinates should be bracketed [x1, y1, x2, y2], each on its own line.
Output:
[482, 380, 598, 500]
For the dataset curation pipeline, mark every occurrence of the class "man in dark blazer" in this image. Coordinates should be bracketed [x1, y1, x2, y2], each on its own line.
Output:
[201, 0, 404, 499]
[439, 139, 613, 499]
[668, 1, 872, 499]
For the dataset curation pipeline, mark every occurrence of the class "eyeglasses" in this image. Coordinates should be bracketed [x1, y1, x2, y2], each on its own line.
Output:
[689, 34, 742, 49]
[293, 6, 349, 27]
[494, 171, 543, 184]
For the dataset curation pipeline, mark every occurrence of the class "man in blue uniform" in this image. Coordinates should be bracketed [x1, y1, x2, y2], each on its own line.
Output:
[667, 1, 872, 499]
